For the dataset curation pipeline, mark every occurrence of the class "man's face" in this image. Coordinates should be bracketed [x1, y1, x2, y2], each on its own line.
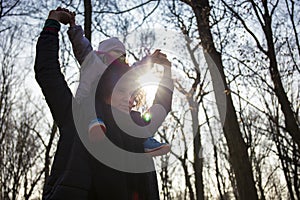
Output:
[106, 85, 135, 113]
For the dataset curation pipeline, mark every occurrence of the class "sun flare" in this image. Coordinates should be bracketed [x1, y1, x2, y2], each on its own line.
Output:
[137, 72, 161, 105]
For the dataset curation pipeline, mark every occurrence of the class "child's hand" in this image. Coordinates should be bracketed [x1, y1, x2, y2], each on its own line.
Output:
[150, 49, 171, 67]
[69, 11, 76, 27]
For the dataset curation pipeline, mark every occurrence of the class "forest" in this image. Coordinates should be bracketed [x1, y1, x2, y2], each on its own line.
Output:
[0, 0, 299, 199]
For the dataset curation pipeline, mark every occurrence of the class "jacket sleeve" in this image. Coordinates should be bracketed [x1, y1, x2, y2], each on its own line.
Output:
[67, 25, 93, 65]
[34, 27, 73, 128]
[152, 67, 173, 113]
[145, 67, 173, 134]
[132, 67, 173, 136]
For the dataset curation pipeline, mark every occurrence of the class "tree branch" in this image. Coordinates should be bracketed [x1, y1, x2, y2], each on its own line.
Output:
[94, 0, 157, 15]
[221, 0, 268, 55]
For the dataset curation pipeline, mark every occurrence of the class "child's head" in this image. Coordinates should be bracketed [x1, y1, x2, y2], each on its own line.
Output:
[97, 37, 126, 65]
[98, 37, 125, 54]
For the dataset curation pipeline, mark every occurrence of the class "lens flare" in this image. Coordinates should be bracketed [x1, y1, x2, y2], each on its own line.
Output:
[142, 112, 152, 122]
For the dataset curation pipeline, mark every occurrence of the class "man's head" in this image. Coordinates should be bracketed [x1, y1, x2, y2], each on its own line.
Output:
[95, 58, 136, 113]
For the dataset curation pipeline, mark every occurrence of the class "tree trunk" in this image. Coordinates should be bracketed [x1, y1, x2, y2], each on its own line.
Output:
[44, 123, 57, 183]
[181, 157, 196, 200]
[84, 0, 92, 42]
[262, 1, 300, 148]
[188, 0, 258, 199]
[159, 152, 171, 200]
[273, 122, 295, 200]
[188, 99, 205, 200]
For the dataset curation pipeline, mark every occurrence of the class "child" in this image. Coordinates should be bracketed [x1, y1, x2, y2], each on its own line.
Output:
[62, 8, 172, 156]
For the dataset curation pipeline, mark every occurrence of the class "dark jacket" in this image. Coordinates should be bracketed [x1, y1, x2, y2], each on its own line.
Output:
[35, 27, 173, 199]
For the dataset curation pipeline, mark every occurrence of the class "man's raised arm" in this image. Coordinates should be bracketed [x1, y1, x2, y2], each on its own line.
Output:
[34, 10, 74, 128]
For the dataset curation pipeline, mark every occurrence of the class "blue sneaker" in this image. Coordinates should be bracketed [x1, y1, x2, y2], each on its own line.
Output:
[144, 137, 171, 157]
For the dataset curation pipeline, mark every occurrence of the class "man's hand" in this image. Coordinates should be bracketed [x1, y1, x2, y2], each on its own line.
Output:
[48, 7, 75, 25]
[56, 7, 76, 27]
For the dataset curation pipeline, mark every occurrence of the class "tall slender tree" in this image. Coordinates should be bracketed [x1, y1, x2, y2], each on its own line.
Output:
[84, 0, 92, 41]
[179, 0, 259, 199]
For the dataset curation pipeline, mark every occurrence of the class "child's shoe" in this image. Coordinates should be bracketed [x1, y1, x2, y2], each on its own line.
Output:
[144, 137, 171, 157]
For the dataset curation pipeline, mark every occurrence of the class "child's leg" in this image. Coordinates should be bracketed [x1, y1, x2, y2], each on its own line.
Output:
[81, 96, 106, 142]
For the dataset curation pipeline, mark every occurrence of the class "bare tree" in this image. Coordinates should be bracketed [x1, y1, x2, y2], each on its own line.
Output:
[2, 0, 299, 199]
[176, 0, 259, 199]
[83, 0, 92, 41]
[0, 33, 45, 198]
[221, 0, 300, 149]
[0, 2, 60, 199]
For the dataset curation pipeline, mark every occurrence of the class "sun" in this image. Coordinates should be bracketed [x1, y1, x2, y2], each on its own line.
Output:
[137, 72, 161, 105]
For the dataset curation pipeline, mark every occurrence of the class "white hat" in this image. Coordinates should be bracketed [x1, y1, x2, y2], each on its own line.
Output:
[75, 38, 126, 102]
[98, 37, 126, 54]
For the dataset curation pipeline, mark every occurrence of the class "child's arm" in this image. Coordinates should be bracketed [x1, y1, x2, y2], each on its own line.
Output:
[131, 51, 174, 136]
[67, 26, 92, 65]
[67, 13, 92, 65]
[144, 66, 173, 135]
[65, 11, 108, 101]
[149, 50, 174, 113]
[152, 65, 174, 112]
